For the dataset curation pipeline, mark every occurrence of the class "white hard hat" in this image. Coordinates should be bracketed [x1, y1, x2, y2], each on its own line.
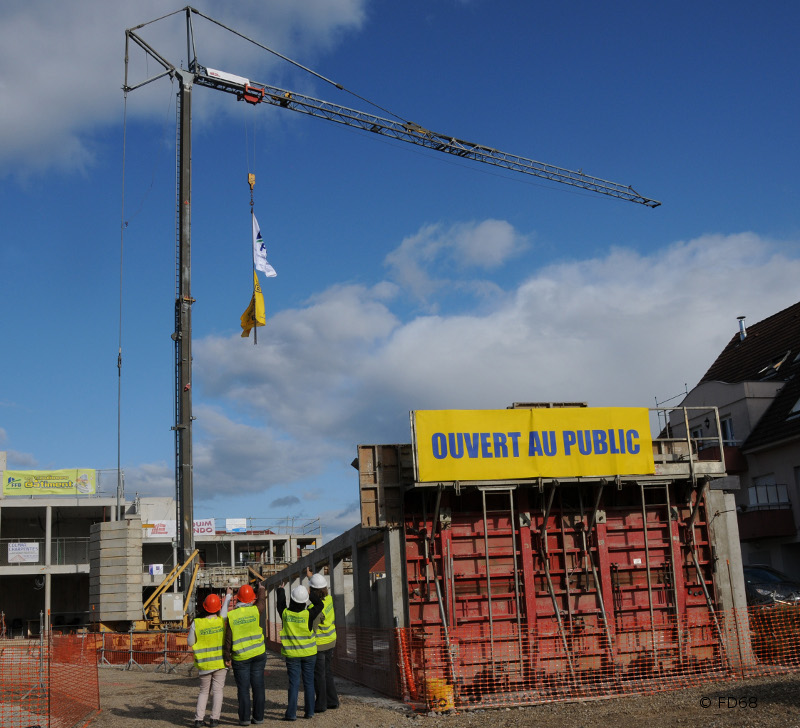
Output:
[309, 573, 328, 589]
[291, 585, 309, 603]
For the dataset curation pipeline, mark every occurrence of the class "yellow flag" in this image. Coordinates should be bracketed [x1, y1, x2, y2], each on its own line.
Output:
[240, 271, 266, 337]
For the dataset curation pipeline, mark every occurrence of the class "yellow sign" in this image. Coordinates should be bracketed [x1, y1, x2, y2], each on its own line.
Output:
[3, 469, 97, 496]
[412, 408, 654, 482]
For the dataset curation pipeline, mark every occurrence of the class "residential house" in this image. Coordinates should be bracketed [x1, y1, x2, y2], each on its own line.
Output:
[671, 301, 800, 577]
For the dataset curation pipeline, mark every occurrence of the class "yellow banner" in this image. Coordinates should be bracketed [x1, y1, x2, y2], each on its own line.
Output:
[3, 469, 97, 496]
[412, 408, 654, 482]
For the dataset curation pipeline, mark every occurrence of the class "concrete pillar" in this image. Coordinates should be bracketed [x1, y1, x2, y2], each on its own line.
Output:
[45, 505, 52, 567]
[353, 540, 374, 630]
[45, 505, 52, 630]
[230, 538, 236, 568]
[707, 486, 755, 669]
[333, 550, 353, 634]
[383, 528, 407, 628]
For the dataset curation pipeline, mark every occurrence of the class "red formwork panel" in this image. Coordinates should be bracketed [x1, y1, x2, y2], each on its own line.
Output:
[403, 481, 721, 693]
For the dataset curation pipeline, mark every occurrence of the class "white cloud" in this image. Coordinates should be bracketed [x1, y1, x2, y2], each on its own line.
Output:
[120, 223, 800, 533]
[316, 501, 362, 544]
[0, 1, 367, 178]
[385, 220, 527, 305]
[123, 460, 174, 499]
[123, 227, 800, 528]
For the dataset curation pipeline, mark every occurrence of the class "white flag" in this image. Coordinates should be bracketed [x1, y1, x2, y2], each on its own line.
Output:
[252, 215, 277, 278]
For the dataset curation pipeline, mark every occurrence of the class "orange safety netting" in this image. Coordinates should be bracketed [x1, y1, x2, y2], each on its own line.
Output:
[398, 604, 800, 712]
[0, 633, 100, 728]
[93, 630, 193, 671]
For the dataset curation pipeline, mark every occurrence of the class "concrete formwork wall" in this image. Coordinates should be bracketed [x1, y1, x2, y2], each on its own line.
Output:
[263, 472, 753, 703]
[401, 480, 753, 689]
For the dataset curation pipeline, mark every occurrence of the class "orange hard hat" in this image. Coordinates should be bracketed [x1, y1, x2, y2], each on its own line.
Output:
[237, 584, 256, 603]
[203, 594, 222, 614]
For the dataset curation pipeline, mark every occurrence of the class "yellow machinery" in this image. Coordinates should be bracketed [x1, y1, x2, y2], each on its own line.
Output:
[138, 549, 200, 630]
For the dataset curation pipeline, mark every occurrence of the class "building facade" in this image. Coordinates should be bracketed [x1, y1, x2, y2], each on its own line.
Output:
[670, 302, 800, 577]
[0, 455, 319, 634]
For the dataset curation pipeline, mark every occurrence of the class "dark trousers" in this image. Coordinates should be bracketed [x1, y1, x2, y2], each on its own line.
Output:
[231, 651, 267, 724]
[314, 648, 339, 711]
[285, 654, 316, 720]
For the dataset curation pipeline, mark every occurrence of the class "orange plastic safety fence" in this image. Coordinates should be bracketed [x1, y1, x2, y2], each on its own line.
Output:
[51, 634, 101, 727]
[396, 628, 418, 701]
[0, 633, 100, 728]
[398, 605, 800, 712]
[93, 630, 193, 671]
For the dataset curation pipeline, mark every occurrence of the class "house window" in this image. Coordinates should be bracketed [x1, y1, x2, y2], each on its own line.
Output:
[720, 417, 736, 446]
[748, 474, 790, 509]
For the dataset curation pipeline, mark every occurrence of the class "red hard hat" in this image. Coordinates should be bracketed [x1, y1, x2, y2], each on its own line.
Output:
[238, 584, 256, 603]
[203, 594, 222, 614]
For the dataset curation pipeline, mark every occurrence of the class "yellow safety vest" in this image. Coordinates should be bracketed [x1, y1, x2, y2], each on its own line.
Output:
[192, 615, 227, 672]
[228, 605, 266, 661]
[311, 595, 336, 647]
[280, 608, 317, 658]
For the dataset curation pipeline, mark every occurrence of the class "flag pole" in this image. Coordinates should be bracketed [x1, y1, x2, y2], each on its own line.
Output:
[249, 173, 257, 346]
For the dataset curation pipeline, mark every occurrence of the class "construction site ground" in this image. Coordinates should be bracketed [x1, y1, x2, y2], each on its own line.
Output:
[87, 662, 800, 728]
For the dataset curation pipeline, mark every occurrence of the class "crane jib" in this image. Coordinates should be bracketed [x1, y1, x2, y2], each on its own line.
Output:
[192, 71, 660, 208]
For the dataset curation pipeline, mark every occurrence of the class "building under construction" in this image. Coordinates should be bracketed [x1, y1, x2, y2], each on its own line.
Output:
[263, 404, 762, 710]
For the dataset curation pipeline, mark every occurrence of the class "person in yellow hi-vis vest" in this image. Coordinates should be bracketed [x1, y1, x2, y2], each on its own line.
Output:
[307, 569, 340, 712]
[224, 582, 267, 726]
[189, 588, 232, 728]
[277, 583, 324, 721]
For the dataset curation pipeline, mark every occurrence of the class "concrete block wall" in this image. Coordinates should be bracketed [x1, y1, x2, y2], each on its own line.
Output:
[89, 517, 143, 622]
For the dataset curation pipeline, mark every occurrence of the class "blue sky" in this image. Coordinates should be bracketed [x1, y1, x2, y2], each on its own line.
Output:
[1, 1, 799, 541]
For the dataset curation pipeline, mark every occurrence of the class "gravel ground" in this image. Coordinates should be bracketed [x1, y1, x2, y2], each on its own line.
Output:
[83, 660, 800, 728]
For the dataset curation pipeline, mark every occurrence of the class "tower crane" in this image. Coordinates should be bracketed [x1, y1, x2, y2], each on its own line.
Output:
[123, 7, 660, 604]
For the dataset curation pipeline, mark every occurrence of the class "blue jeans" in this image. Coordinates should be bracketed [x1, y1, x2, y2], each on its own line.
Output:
[314, 648, 339, 711]
[285, 654, 316, 720]
[231, 651, 267, 724]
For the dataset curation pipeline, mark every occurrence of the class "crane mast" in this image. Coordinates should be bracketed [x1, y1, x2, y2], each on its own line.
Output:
[123, 6, 660, 605]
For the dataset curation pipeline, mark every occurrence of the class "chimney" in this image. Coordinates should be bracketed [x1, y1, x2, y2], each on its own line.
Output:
[737, 315, 747, 341]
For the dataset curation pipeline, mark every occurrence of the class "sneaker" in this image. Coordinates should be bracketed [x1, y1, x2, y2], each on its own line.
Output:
[194, 722, 205, 728]
[208, 721, 220, 727]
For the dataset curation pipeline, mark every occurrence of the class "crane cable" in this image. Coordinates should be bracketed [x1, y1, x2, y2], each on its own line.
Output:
[189, 7, 407, 124]
[133, 7, 416, 131]
[117, 78, 176, 515]
[244, 106, 258, 345]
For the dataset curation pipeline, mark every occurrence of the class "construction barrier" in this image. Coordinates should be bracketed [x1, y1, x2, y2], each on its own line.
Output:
[0, 633, 100, 728]
[268, 604, 800, 712]
[94, 630, 193, 672]
[397, 604, 800, 712]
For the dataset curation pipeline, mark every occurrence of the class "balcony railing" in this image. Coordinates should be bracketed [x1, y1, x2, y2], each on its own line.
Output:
[0, 537, 90, 566]
[738, 503, 796, 541]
